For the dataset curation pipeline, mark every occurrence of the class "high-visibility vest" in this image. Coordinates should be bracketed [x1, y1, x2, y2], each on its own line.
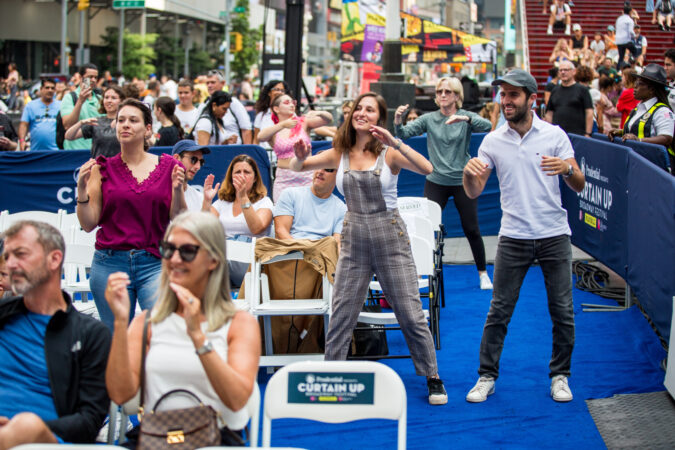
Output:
[623, 101, 675, 157]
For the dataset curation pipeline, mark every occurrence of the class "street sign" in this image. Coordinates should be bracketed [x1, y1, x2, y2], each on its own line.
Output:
[234, 6, 246, 13]
[112, 0, 145, 9]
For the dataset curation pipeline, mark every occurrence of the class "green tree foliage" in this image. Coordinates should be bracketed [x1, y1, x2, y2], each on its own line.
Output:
[231, 0, 261, 80]
[97, 27, 157, 79]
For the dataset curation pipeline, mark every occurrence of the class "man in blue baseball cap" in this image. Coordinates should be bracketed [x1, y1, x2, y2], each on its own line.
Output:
[463, 68, 586, 404]
[171, 140, 214, 212]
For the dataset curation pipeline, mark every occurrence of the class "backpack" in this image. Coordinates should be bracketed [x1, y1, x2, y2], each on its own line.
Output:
[55, 91, 78, 150]
[661, 0, 672, 14]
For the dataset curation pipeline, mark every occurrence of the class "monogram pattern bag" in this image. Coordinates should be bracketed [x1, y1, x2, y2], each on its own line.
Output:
[136, 314, 240, 449]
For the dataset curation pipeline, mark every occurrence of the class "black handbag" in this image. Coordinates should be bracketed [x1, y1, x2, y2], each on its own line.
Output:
[349, 302, 389, 358]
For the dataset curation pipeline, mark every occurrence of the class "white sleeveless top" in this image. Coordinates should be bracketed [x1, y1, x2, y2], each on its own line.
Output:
[335, 148, 399, 210]
[144, 313, 249, 430]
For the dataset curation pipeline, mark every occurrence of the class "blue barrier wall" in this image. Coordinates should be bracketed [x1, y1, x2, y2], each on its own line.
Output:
[591, 132, 670, 172]
[0, 145, 271, 214]
[563, 135, 675, 343]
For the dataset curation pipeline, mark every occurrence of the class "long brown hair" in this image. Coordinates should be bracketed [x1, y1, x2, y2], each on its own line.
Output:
[333, 92, 387, 155]
[217, 154, 268, 203]
[98, 85, 126, 114]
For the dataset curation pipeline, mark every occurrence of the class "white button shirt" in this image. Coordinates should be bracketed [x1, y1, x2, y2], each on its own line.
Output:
[477, 113, 575, 240]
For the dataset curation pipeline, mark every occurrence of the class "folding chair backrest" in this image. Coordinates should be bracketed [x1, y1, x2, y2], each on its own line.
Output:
[410, 234, 434, 277]
[62, 241, 95, 288]
[2, 210, 64, 232]
[226, 238, 256, 309]
[398, 196, 441, 234]
[262, 360, 406, 449]
[400, 213, 435, 249]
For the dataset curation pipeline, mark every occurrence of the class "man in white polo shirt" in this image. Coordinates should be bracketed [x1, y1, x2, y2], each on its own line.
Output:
[462, 69, 586, 404]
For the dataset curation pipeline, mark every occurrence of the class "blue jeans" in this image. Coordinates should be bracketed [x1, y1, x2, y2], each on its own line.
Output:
[478, 235, 575, 380]
[89, 249, 162, 331]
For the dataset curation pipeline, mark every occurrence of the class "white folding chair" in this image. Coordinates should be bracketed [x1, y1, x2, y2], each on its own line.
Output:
[226, 238, 257, 311]
[1, 209, 64, 232]
[249, 244, 332, 368]
[398, 197, 446, 307]
[262, 360, 406, 450]
[359, 234, 440, 351]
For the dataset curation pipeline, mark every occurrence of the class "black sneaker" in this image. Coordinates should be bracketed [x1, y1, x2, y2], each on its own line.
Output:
[659, 24, 665, 31]
[427, 378, 448, 405]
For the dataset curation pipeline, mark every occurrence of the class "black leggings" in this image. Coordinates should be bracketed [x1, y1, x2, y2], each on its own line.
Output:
[423, 180, 487, 271]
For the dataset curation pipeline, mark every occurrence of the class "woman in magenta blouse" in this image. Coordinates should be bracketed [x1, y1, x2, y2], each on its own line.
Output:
[77, 98, 186, 330]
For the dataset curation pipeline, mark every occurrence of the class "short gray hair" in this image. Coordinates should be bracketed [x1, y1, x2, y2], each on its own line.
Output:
[3, 220, 65, 267]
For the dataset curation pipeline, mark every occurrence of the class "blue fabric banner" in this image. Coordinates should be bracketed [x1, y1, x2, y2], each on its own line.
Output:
[626, 151, 675, 343]
[563, 135, 629, 277]
[0, 145, 272, 214]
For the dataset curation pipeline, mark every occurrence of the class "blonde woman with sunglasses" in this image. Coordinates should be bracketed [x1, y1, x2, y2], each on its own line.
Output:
[394, 77, 494, 290]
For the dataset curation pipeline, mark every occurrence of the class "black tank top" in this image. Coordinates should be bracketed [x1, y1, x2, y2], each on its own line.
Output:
[571, 35, 584, 49]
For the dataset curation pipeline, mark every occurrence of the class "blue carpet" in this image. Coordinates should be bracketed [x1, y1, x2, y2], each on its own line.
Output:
[256, 265, 667, 449]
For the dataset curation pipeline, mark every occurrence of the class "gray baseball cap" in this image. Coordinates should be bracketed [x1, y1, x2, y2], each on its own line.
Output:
[492, 69, 538, 94]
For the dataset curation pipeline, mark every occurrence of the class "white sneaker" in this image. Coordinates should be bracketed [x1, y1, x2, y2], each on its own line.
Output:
[550, 375, 573, 402]
[479, 273, 493, 290]
[547, 25, 553, 35]
[565, 25, 571, 35]
[466, 376, 495, 403]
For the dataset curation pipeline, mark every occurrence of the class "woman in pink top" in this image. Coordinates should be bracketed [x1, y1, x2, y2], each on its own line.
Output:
[258, 94, 333, 202]
[76, 98, 186, 330]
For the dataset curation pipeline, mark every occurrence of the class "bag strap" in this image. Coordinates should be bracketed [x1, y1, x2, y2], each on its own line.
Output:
[151, 388, 206, 412]
[139, 310, 152, 415]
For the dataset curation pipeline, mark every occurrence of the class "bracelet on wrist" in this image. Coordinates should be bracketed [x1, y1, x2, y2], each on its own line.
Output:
[77, 196, 90, 204]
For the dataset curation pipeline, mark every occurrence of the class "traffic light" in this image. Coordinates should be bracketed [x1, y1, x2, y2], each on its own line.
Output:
[230, 32, 243, 53]
[77, 0, 90, 10]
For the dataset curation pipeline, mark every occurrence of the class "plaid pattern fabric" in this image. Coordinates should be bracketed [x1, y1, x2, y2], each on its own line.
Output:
[324, 151, 438, 376]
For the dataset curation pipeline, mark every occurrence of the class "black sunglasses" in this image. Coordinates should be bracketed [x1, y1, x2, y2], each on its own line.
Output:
[189, 156, 206, 166]
[323, 168, 336, 173]
[159, 241, 201, 262]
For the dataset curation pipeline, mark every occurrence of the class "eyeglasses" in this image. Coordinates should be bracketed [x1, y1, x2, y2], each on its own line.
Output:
[271, 87, 287, 93]
[189, 156, 206, 166]
[322, 168, 336, 173]
[559, 68, 574, 72]
[159, 241, 201, 262]
[436, 89, 455, 96]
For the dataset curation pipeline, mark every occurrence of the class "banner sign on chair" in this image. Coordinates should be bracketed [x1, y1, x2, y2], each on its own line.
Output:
[562, 135, 629, 277]
[287, 372, 374, 404]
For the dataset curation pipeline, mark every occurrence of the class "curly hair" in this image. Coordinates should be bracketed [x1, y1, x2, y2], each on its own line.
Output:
[255, 80, 290, 114]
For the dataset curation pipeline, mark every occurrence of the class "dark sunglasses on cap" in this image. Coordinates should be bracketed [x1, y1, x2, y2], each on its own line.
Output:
[159, 241, 201, 262]
[189, 156, 206, 166]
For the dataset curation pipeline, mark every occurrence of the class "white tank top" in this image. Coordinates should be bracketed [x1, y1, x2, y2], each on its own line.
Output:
[336, 148, 399, 210]
[144, 313, 249, 430]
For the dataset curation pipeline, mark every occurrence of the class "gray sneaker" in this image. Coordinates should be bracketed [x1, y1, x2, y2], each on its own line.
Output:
[466, 376, 495, 403]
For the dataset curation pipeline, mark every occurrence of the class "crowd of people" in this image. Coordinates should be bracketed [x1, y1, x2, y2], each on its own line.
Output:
[2, 11, 675, 445]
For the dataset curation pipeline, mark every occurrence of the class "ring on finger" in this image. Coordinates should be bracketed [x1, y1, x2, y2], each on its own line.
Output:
[188, 298, 195, 304]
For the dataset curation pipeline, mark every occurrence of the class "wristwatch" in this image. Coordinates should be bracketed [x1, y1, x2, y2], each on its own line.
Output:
[196, 339, 214, 356]
[563, 164, 574, 178]
[241, 201, 252, 210]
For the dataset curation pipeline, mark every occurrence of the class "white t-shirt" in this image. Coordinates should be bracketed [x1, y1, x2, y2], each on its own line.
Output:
[551, 3, 571, 21]
[175, 107, 200, 136]
[193, 117, 234, 145]
[197, 97, 252, 145]
[254, 109, 274, 149]
[184, 185, 204, 212]
[614, 14, 635, 45]
[590, 39, 605, 55]
[477, 113, 575, 240]
[212, 196, 274, 238]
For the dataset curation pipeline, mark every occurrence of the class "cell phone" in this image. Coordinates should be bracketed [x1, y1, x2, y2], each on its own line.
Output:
[82, 78, 91, 90]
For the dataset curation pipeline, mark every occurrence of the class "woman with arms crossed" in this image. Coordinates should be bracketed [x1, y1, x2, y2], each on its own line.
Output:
[76, 99, 186, 330]
[290, 92, 448, 405]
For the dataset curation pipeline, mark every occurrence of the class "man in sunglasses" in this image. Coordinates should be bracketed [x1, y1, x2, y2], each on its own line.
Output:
[171, 140, 212, 212]
[18, 78, 61, 151]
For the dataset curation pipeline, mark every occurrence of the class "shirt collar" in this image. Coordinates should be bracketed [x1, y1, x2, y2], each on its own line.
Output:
[504, 110, 541, 136]
[639, 97, 658, 111]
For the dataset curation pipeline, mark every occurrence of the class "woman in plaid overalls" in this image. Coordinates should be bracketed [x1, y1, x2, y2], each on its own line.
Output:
[289, 92, 448, 405]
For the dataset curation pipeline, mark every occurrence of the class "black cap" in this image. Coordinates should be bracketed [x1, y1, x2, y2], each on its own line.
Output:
[492, 69, 538, 94]
[634, 64, 669, 88]
[171, 140, 211, 156]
